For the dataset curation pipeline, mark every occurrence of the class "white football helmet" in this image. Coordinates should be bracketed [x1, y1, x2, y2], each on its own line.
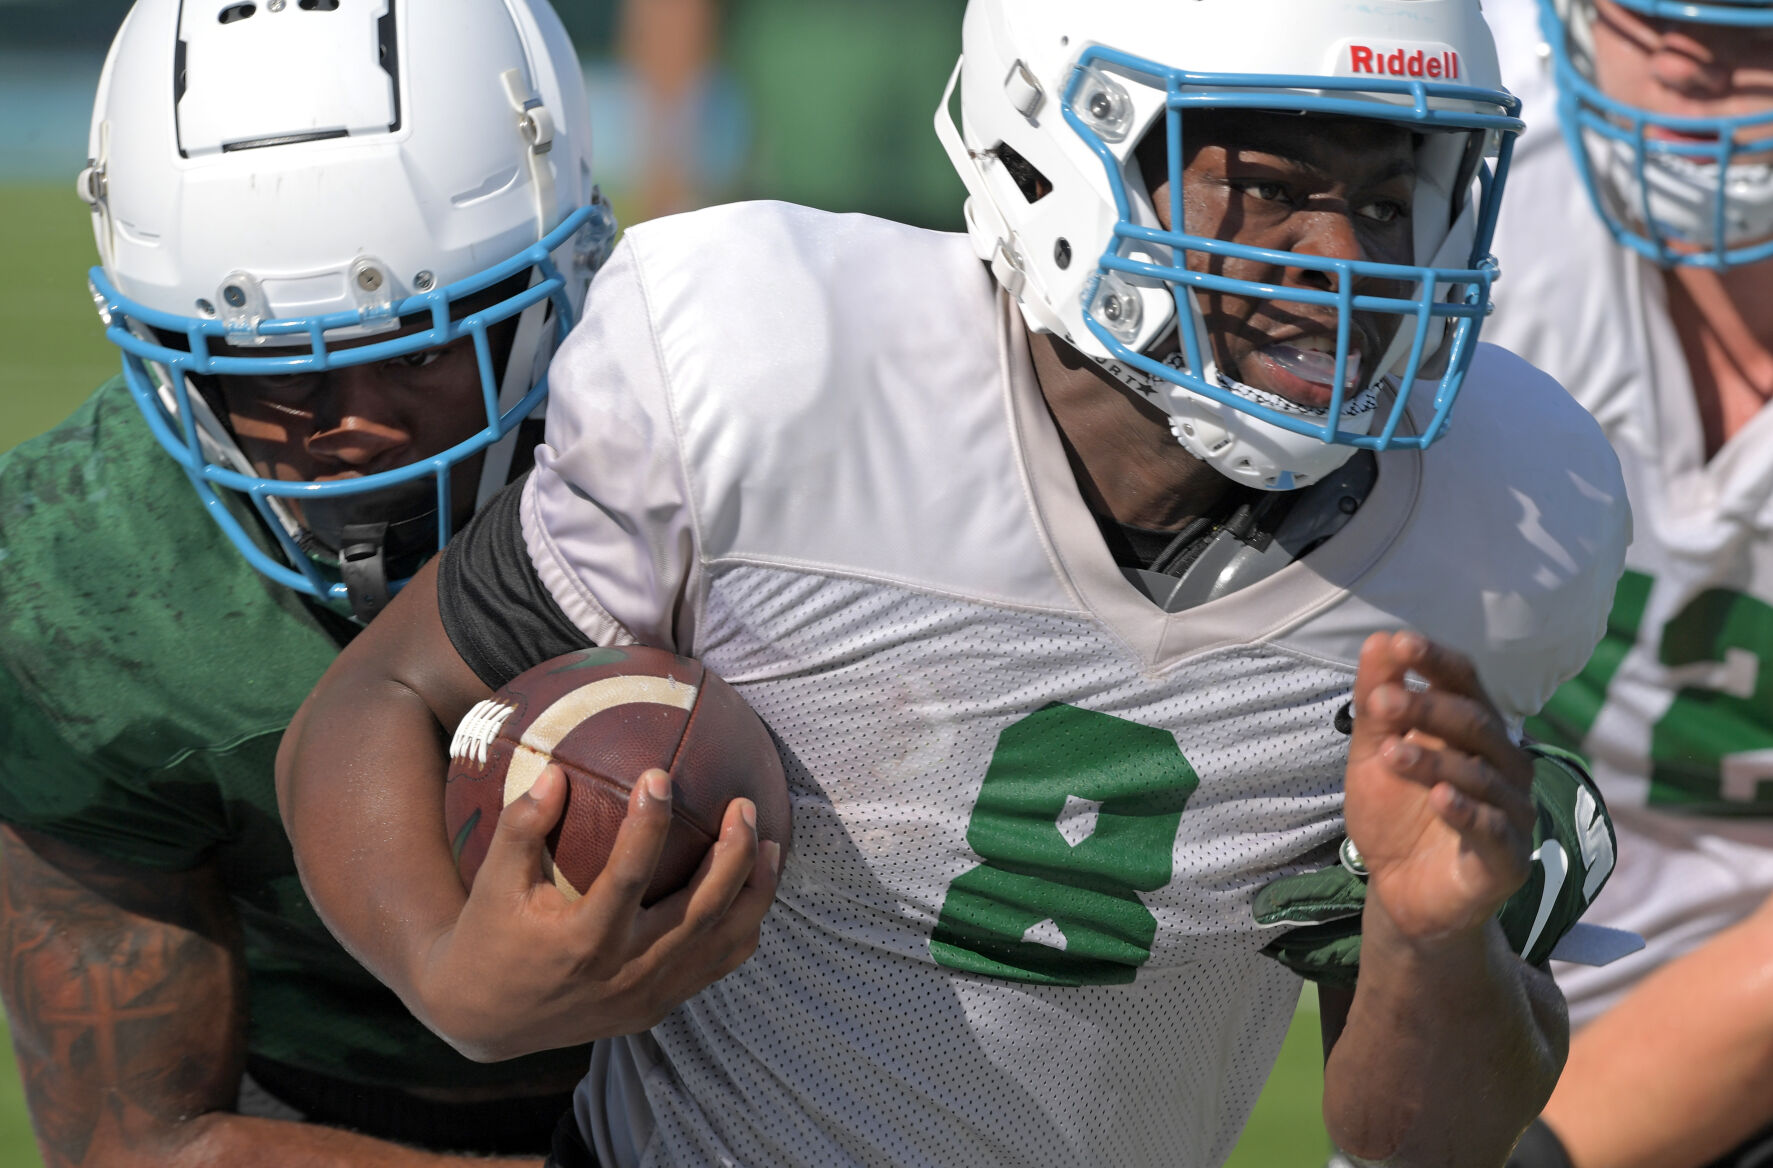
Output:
[1539, 0, 1773, 269]
[939, 0, 1522, 490]
[82, 0, 616, 618]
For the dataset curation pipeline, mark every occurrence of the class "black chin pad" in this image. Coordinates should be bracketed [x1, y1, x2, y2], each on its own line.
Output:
[301, 480, 441, 620]
[302, 481, 436, 556]
[340, 524, 393, 623]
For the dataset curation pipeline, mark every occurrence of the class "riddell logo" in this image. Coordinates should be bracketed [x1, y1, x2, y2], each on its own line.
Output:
[1348, 45, 1461, 80]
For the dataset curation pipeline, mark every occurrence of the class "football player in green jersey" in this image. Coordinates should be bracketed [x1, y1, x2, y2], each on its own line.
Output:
[0, 0, 616, 1164]
[1482, 1, 1773, 1166]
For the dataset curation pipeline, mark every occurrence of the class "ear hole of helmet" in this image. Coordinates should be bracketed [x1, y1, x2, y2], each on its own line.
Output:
[995, 142, 1053, 203]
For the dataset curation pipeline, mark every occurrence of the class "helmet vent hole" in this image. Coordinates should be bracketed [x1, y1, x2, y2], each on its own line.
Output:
[298, 0, 340, 9]
[993, 143, 1052, 204]
[218, 3, 256, 23]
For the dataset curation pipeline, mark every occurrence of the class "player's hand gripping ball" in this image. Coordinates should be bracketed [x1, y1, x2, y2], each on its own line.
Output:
[444, 646, 791, 903]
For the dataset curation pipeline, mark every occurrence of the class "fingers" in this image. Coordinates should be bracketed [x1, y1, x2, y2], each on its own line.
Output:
[681, 799, 780, 976]
[754, 839, 783, 889]
[671, 799, 763, 923]
[1384, 631, 1487, 702]
[1381, 736, 1535, 842]
[435, 769, 780, 1049]
[690, 799, 766, 921]
[1426, 781, 1532, 887]
[474, 764, 569, 899]
[1356, 632, 1529, 787]
[634, 797, 779, 954]
[579, 768, 676, 922]
[571, 779, 775, 1010]
[1366, 682, 1511, 769]
[1353, 630, 1411, 710]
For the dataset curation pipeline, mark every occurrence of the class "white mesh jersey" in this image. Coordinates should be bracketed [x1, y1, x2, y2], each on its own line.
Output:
[1484, 0, 1773, 1023]
[524, 200, 1628, 1168]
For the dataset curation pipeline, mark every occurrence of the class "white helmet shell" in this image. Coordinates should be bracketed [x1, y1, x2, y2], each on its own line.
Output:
[88, 0, 598, 336]
[939, 0, 1521, 489]
[81, 0, 614, 617]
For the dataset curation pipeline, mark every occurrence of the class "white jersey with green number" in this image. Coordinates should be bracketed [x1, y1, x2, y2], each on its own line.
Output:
[527, 200, 1627, 1168]
[1486, 0, 1773, 1024]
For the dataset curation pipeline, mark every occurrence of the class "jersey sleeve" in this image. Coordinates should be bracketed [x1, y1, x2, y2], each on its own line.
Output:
[436, 478, 595, 690]
[0, 660, 230, 872]
[521, 237, 702, 654]
[1293, 345, 1633, 726]
[1462, 347, 1633, 723]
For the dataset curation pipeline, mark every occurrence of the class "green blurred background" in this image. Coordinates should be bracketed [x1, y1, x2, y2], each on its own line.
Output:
[0, 0, 1329, 1161]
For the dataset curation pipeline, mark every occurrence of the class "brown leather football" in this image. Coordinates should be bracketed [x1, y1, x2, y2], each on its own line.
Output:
[444, 646, 790, 903]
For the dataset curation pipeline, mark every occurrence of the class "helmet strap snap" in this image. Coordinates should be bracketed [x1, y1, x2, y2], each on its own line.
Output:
[340, 522, 393, 623]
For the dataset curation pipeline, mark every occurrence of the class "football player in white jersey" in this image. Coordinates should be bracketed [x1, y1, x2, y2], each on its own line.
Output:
[277, 2, 1629, 1166]
[1483, 2, 1773, 1166]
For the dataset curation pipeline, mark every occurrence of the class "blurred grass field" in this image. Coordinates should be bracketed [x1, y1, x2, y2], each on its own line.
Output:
[0, 181, 1329, 1167]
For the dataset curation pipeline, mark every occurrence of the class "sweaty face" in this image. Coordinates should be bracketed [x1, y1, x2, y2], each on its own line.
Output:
[1146, 111, 1418, 410]
[212, 318, 512, 549]
[1590, 0, 1773, 149]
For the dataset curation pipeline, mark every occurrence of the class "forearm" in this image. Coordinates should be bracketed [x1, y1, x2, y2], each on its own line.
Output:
[0, 827, 536, 1168]
[129, 1110, 539, 1168]
[1324, 903, 1566, 1167]
[278, 666, 466, 1012]
[20, 1105, 539, 1168]
[275, 559, 488, 1032]
[1541, 899, 1773, 1168]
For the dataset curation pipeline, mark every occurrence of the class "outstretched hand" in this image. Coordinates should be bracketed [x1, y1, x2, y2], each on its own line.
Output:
[417, 764, 780, 1062]
[1344, 631, 1536, 942]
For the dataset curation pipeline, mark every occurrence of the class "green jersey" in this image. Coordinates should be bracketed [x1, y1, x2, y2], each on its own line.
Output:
[0, 378, 588, 1091]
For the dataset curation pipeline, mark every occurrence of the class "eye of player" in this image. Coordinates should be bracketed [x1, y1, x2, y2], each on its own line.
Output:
[1232, 177, 1293, 205]
[1223, 173, 1412, 229]
[385, 346, 449, 372]
[1359, 196, 1409, 225]
[248, 340, 454, 396]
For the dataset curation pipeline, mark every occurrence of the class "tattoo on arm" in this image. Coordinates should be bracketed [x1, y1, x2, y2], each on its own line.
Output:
[0, 826, 244, 1168]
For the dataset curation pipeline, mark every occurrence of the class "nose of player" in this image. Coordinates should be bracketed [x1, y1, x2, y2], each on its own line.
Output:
[305, 413, 412, 473]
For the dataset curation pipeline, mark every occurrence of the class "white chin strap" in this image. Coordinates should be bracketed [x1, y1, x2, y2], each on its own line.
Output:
[1092, 346, 1380, 492]
[1595, 131, 1773, 251]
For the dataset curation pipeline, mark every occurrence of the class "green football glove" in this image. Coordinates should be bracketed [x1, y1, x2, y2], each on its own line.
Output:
[1254, 743, 1618, 987]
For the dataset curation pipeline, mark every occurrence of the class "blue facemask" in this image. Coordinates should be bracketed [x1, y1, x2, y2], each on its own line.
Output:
[1539, 0, 1773, 269]
[92, 198, 617, 620]
[1065, 44, 1522, 473]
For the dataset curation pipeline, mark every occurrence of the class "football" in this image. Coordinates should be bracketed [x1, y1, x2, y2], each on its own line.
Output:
[443, 646, 791, 903]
